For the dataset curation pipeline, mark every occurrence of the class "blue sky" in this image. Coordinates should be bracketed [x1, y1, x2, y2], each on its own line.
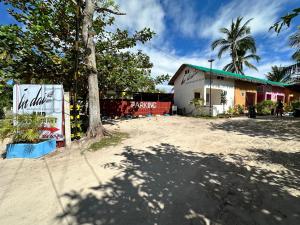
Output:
[1, 0, 300, 91]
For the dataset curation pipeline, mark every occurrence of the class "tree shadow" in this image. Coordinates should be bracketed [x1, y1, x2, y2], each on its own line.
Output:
[246, 148, 300, 187]
[56, 144, 300, 225]
[209, 118, 300, 141]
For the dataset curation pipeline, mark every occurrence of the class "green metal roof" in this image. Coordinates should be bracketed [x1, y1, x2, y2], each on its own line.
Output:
[170, 63, 288, 87]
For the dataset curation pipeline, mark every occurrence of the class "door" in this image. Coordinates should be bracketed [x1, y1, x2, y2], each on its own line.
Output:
[246, 92, 256, 107]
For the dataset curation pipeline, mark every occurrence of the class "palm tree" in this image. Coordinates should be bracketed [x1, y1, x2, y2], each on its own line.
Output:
[211, 17, 260, 74]
[266, 66, 285, 82]
[223, 48, 260, 74]
[289, 27, 300, 62]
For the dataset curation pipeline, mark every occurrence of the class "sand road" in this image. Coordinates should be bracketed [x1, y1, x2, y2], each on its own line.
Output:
[0, 116, 299, 225]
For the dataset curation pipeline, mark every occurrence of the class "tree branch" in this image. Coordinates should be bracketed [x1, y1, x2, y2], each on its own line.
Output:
[96, 7, 125, 15]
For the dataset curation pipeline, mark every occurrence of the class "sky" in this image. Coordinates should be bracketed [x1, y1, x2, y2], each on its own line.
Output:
[1, 0, 300, 91]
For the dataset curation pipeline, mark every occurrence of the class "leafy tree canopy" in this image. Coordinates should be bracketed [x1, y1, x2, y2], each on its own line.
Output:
[0, 0, 168, 98]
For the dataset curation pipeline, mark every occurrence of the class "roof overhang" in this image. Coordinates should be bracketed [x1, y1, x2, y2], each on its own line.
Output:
[168, 64, 187, 85]
[168, 63, 288, 88]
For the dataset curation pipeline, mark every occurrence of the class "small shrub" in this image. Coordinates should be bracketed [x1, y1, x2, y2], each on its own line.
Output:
[190, 98, 204, 108]
[232, 104, 244, 115]
[256, 100, 275, 115]
[227, 106, 234, 115]
[0, 114, 56, 144]
[284, 103, 293, 112]
[291, 101, 300, 110]
[237, 104, 244, 114]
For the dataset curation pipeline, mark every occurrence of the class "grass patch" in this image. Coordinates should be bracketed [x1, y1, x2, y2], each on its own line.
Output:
[193, 115, 220, 119]
[88, 132, 129, 152]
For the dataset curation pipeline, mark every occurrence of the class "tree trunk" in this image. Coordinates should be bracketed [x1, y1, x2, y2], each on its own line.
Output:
[82, 0, 104, 137]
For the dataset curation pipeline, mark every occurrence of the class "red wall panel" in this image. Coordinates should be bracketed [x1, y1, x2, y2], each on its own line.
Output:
[100, 100, 172, 117]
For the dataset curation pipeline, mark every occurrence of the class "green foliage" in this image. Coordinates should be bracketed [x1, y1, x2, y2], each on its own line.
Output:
[289, 27, 300, 62]
[233, 104, 244, 115]
[266, 66, 286, 82]
[88, 132, 129, 151]
[211, 17, 260, 74]
[291, 100, 300, 110]
[220, 91, 227, 104]
[270, 7, 300, 61]
[0, 114, 56, 143]
[0, 0, 163, 97]
[284, 103, 293, 112]
[270, 8, 300, 33]
[220, 91, 227, 113]
[227, 105, 243, 115]
[227, 106, 234, 115]
[0, 82, 13, 119]
[190, 98, 204, 109]
[256, 100, 276, 115]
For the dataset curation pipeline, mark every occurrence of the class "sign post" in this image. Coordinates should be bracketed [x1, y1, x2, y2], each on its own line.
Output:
[13, 84, 64, 142]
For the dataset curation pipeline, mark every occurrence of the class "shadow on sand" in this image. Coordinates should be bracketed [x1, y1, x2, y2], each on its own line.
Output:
[209, 118, 300, 141]
[56, 144, 300, 225]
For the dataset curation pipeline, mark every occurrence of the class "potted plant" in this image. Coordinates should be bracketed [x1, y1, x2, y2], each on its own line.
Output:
[0, 114, 57, 159]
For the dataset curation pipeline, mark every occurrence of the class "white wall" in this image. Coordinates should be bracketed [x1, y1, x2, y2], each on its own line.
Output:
[173, 67, 205, 114]
[173, 66, 235, 115]
[204, 76, 235, 114]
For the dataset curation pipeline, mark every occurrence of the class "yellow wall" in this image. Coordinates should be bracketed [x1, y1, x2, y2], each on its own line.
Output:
[234, 80, 258, 106]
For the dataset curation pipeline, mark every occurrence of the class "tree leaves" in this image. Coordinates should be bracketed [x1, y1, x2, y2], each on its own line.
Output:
[266, 66, 286, 82]
[270, 8, 300, 33]
[211, 17, 260, 74]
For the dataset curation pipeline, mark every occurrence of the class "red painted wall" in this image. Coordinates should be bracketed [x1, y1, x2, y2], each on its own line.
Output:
[100, 100, 172, 117]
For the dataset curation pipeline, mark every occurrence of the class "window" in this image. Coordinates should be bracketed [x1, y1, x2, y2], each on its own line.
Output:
[266, 94, 271, 100]
[217, 76, 224, 80]
[277, 95, 284, 101]
[185, 69, 190, 74]
[206, 93, 210, 104]
[194, 92, 201, 99]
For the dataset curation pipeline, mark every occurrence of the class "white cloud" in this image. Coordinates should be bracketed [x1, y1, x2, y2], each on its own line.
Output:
[136, 44, 228, 92]
[163, 0, 287, 40]
[112, 0, 295, 92]
[204, 0, 283, 38]
[115, 0, 165, 36]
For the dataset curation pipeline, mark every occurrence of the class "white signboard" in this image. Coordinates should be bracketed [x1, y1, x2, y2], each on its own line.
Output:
[13, 84, 64, 141]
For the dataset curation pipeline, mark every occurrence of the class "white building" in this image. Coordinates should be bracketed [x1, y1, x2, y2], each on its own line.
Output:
[169, 64, 299, 116]
[169, 64, 234, 116]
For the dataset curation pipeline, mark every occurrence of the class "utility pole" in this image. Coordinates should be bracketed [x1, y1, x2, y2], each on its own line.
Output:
[208, 59, 214, 116]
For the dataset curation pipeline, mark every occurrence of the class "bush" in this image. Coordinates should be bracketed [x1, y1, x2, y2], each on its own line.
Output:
[291, 101, 300, 110]
[284, 103, 293, 112]
[227, 106, 234, 115]
[190, 98, 204, 108]
[236, 104, 244, 115]
[0, 108, 5, 119]
[0, 114, 56, 144]
[256, 100, 275, 115]
[230, 104, 244, 115]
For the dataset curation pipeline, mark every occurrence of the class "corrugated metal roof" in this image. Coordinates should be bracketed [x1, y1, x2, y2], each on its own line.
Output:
[169, 64, 288, 87]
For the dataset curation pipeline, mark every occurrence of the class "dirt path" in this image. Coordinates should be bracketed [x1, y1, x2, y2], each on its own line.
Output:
[0, 116, 299, 225]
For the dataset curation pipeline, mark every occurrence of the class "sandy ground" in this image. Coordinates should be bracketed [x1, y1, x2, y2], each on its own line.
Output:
[0, 116, 300, 225]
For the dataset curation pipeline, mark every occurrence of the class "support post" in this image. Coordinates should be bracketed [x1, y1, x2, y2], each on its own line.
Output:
[64, 92, 72, 148]
[208, 59, 214, 116]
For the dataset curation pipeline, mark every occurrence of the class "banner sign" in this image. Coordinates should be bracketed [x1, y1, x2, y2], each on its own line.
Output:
[13, 84, 64, 141]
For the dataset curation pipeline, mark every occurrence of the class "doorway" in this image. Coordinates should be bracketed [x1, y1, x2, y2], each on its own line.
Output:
[245, 92, 256, 107]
